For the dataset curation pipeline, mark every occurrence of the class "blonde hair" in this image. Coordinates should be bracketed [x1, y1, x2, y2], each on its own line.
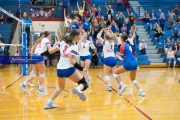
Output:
[104, 33, 118, 43]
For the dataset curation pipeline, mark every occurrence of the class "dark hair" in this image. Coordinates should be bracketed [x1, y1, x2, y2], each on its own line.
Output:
[40, 32, 45, 37]
[121, 33, 134, 52]
[44, 31, 50, 37]
[61, 29, 80, 45]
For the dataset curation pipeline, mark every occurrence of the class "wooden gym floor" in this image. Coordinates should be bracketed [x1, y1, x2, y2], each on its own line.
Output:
[0, 65, 180, 120]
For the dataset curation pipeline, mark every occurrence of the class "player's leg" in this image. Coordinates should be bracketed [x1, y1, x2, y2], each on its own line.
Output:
[104, 64, 112, 91]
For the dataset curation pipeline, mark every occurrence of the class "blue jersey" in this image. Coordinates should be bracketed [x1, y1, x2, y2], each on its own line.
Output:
[23, 18, 32, 28]
[172, 25, 179, 33]
[120, 43, 135, 62]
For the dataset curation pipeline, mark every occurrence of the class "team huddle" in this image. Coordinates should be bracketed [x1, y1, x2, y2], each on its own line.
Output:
[0, 27, 146, 109]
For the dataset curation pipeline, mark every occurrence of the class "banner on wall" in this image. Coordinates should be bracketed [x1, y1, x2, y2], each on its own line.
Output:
[29, 6, 55, 18]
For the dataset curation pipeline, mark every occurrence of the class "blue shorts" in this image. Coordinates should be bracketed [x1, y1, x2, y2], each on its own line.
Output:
[57, 67, 76, 78]
[80, 55, 91, 61]
[104, 57, 117, 67]
[167, 57, 176, 61]
[31, 54, 44, 64]
[123, 60, 138, 71]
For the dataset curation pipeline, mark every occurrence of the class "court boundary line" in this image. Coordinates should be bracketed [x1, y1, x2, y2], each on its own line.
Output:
[1, 75, 24, 92]
[97, 76, 153, 120]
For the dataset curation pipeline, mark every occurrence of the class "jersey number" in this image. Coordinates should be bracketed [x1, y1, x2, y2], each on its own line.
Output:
[63, 45, 68, 53]
[83, 45, 85, 48]
[111, 45, 113, 49]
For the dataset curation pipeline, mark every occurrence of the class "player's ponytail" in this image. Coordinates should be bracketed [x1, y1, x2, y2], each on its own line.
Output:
[62, 29, 80, 45]
[121, 33, 135, 52]
[105, 33, 118, 43]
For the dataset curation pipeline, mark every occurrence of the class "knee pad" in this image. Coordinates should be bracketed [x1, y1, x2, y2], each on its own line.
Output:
[77, 77, 88, 91]
[105, 75, 110, 81]
[40, 73, 45, 78]
[55, 88, 62, 93]
[132, 80, 138, 84]
[32, 73, 37, 78]
[112, 74, 118, 79]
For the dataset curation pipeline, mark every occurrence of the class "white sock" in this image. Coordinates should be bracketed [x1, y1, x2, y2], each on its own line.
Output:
[47, 99, 53, 104]
[39, 85, 44, 90]
[120, 82, 124, 86]
[23, 81, 27, 85]
[76, 84, 84, 93]
[139, 89, 143, 92]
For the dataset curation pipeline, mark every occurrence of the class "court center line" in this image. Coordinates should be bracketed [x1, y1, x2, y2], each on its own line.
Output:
[97, 76, 153, 120]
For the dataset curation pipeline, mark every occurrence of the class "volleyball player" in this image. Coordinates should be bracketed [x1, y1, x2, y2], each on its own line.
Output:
[114, 33, 145, 97]
[20, 31, 51, 94]
[97, 28, 126, 92]
[78, 32, 95, 84]
[36, 30, 88, 109]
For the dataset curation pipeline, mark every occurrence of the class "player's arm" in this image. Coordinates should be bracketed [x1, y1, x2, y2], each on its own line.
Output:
[97, 28, 105, 44]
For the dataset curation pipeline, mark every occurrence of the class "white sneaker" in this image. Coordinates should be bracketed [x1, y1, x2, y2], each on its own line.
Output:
[44, 102, 58, 109]
[138, 91, 145, 97]
[37, 89, 48, 94]
[72, 88, 86, 101]
[118, 84, 127, 93]
[19, 83, 28, 94]
[28, 82, 35, 87]
[106, 86, 112, 91]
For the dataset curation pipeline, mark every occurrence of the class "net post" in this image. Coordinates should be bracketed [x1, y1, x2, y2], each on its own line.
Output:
[22, 32, 28, 75]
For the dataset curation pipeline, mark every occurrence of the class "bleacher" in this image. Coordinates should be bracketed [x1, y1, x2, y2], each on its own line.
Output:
[0, 24, 12, 44]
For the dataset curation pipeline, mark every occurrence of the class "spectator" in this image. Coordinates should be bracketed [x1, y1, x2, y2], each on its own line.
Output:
[124, 0, 129, 11]
[176, 47, 180, 64]
[71, 19, 78, 30]
[124, 18, 130, 35]
[22, 12, 34, 47]
[164, 38, 173, 51]
[149, 13, 156, 33]
[173, 5, 180, 20]
[0, 38, 4, 68]
[52, 0, 57, 5]
[121, 23, 127, 34]
[128, 13, 135, 28]
[172, 21, 179, 43]
[150, 10, 156, 18]
[127, 32, 135, 48]
[139, 39, 147, 56]
[117, 0, 122, 12]
[99, 16, 106, 30]
[154, 24, 163, 44]
[92, 4, 97, 12]
[64, 27, 71, 36]
[142, 11, 150, 24]
[91, 18, 99, 28]
[77, 1, 85, 17]
[80, 0, 87, 11]
[70, 0, 77, 11]
[83, 16, 91, 32]
[46, 0, 51, 5]
[106, 5, 114, 19]
[7, 10, 14, 23]
[30, 0, 36, 5]
[0, 12, 3, 24]
[64, 8, 72, 31]
[111, 20, 119, 33]
[91, 48, 98, 68]
[159, 13, 165, 31]
[156, 9, 163, 20]
[70, 10, 81, 19]
[60, 0, 69, 15]
[106, 16, 111, 27]
[116, 12, 125, 31]
[165, 47, 177, 68]
[38, 0, 43, 5]
[130, 25, 138, 45]
[167, 10, 175, 30]
[96, 7, 102, 17]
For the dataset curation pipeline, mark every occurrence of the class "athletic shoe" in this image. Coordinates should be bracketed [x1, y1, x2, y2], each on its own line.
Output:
[37, 89, 48, 94]
[19, 83, 28, 94]
[72, 88, 86, 101]
[106, 86, 112, 91]
[138, 91, 145, 97]
[44, 102, 58, 109]
[118, 84, 127, 93]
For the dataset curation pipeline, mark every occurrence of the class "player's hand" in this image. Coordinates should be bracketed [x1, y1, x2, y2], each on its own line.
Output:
[36, 53, 41, 56]
[83, 68, 88, 75]
[0, 43, 4, 47]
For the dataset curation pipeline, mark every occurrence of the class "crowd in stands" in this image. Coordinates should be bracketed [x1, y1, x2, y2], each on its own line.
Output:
[142, 3, 180, 67]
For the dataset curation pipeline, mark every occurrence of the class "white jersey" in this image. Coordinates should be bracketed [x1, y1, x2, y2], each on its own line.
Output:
[103, 39, 115, 58]
[78, 40, 95, 56]
[56, 41, 78, 69]
[65, 18, 72, 28]
[34, 38, 50, 54]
